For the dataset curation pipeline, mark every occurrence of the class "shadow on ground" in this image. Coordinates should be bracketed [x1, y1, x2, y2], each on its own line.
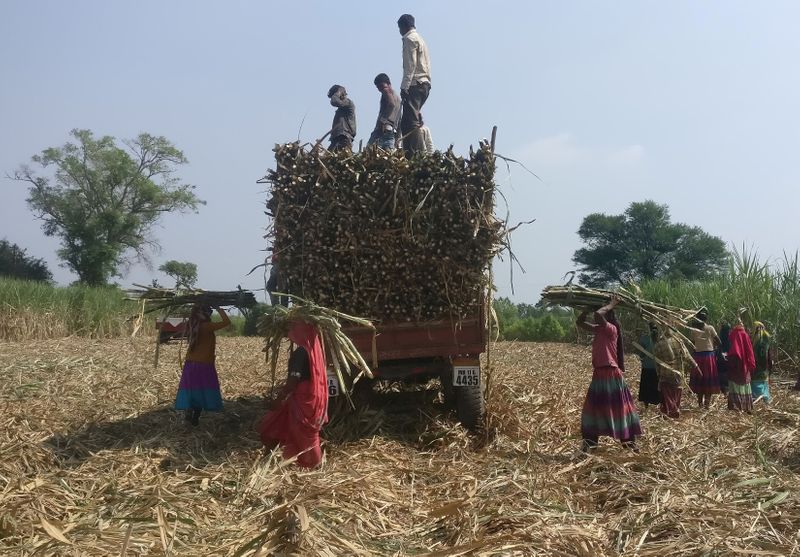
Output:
[44, 382, 468, 469]
[44, 396, 267, 469]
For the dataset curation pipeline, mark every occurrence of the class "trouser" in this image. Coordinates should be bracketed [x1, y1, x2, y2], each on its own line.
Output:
[400, 82, 431, 154]
[329, 135, 353, 152]
[368, 130, 396, 150]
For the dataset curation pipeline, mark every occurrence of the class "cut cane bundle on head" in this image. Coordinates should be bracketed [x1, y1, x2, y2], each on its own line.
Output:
[258, 295, 376, 402]
[541, 283, 707, 384]
[261, 142, 505, 323]
[540, 283, 701, 345]
[127, 285, 257, 313]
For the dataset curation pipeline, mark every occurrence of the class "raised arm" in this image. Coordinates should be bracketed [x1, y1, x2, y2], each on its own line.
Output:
[594, 295, 621, 326]
[576, 310, 595, 332]
[709, 325, 721, 349]
[208, 307, 231, 331]
[330, 92, 353, 110]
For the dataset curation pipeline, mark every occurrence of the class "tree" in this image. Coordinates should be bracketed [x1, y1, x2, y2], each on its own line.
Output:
[159, 260, 198, 289]
[12, 129, 203, 285]
[573, 200, 728, 287]
[0, 239, 53, 282]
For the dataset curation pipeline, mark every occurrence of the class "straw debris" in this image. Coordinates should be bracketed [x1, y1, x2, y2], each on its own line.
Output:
[3, 338, 800, 555]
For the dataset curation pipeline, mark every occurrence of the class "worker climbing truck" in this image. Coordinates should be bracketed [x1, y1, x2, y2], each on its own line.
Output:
[263, 133, 502, 431]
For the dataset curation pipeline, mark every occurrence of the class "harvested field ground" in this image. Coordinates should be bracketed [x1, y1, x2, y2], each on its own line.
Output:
[2, 338, 800, 556]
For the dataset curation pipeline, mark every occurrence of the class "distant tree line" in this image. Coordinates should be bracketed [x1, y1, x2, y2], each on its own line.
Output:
[493, 297, 574, 342]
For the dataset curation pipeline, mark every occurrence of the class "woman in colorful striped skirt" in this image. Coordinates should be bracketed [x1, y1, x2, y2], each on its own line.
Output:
[576, 296, 641, 451]
[751, 321, 773, 404]
[175, 304, 231, 425]
[689, 309, 721, 409]
[727, 317, 755, 412]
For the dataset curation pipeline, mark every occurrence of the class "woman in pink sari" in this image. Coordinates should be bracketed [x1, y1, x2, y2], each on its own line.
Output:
[259, 321, 329, 468]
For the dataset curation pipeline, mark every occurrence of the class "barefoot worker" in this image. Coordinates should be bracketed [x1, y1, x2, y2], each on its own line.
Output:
[175, 305, 231, 425]
[259, 321, 328, 468]
[576, 296, 642, 451]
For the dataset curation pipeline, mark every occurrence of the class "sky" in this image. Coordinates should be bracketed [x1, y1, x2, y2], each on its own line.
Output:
[2, 1, 799, 304]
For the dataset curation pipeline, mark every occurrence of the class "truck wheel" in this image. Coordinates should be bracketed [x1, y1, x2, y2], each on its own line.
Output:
[455, 384, 485, 431]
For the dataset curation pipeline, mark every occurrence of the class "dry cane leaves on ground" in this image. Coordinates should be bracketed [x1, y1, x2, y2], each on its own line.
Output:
[1, 338, 800, 555]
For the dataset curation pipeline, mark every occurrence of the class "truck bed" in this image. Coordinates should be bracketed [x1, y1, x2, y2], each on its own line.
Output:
[344, 312, 486, 363]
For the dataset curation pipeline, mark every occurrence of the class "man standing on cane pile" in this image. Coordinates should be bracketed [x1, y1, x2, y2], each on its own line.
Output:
[397, 14, 431, 155]
[327, 84, 356, 152]
[368, 73, 401, 150]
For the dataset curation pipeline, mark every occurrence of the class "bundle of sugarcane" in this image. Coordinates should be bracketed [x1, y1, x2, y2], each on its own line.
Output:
[540, 283, 701, 344]
[127, 284, 257, 313]
[258, 295, 375, 401]
[262, 141, 503, 323]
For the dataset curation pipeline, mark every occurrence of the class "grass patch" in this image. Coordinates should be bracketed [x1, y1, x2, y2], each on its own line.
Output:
[0, 277, 135, 340]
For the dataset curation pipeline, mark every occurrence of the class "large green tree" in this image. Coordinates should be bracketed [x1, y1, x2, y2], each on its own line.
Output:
[12, 129, 203, 285]
[573, 200, 728, 287]
[0, 239, 53, 282]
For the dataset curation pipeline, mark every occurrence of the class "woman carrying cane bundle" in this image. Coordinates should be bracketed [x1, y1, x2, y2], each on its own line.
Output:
[576, 296, 642, 452]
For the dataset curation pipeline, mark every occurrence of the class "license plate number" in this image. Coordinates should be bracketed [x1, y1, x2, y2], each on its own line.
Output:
[327, 373, 340, 397]
[453, 366, 480, 387]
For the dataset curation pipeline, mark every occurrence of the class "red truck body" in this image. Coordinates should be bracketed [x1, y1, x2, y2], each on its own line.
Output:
[155, 317, 187, 343]
[343, 303, 486, 379]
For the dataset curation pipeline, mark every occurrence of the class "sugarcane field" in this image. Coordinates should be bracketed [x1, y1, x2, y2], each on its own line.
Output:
[4, 3, 800, 557]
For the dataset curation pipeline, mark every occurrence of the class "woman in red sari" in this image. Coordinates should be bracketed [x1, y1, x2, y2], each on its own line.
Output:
[259, 321, 329, 468]
[727, 316, 756, 413]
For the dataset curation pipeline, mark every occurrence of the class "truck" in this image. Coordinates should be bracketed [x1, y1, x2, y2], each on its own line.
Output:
[155, 317, 187, 344]
[265, 136, 498, 432]
[341, 303, 488, 430]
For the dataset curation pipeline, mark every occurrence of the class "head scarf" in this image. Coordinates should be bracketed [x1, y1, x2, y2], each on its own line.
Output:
[753, 321, 771, 363]
[718, 323, 731, 353]
[287, 321, 329, 429]
[729, 324, 756, 371]
[187, 304, 212, 352]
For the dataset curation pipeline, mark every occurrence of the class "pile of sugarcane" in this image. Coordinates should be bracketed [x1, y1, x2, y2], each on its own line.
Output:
[127, 284, 257, 313]
[262, 141, 504, 322]
[258, 295, 375, 399]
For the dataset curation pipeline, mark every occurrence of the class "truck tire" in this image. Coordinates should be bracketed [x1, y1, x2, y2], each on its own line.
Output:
[455, 384, 485, 431]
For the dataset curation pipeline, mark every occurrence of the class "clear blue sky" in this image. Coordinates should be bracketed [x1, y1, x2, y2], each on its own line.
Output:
[2, 1, 798, 302]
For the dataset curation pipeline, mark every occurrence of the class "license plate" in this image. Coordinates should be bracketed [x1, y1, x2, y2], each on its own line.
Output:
[327, 373, 340, 397]
[453, 366, 480, 387]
